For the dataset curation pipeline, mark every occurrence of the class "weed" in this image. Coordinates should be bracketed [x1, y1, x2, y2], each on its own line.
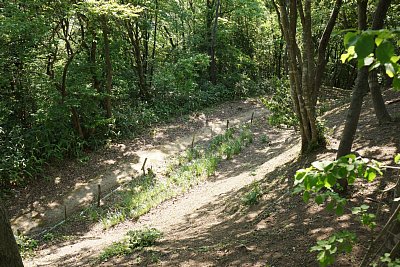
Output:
[260, 134, 269, 144]
[102, 209, 126, 229]
[42, 232, 55, 242]
[99, 125, 253, 229]
[242, 181, 263, 206]
[98, 228, 162, 262]
[16, 234, 39, 257]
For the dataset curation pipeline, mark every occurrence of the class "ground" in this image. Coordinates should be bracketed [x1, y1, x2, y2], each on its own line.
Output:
[5, 89, 400, 266]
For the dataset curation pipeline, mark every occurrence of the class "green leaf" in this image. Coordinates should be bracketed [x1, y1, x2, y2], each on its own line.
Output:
[365, 171, 376, 182]
[312, 161, 329, 171]
[344, 32, 358, 48]
[375, 37, 383, 46]
[340, 53, 349, 63]
[327, 200, 336, 211]
[341, 46, 356, 63]
[391, 56, 400, 64]
[295, 170, 307, 180]
[395, 154, 400, 164]
[315, 194, 324, 205]
[376, 41, 394, 63]
[303, 191, 311, 203]
[360, 204, 369, 210]
[325, 174, 336, 188]
[355, 34, 374, 59]
[336, 204, 344, 216]
[393, 76, 400, 90]
[385, 63, 395, 78]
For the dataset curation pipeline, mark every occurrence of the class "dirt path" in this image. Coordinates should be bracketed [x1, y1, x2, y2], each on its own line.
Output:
[24, 111, 301, 267]
[20, 90, 400, 266]
[10, 100, 268, 235]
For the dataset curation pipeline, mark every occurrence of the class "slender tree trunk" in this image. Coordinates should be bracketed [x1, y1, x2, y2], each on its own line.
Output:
[337, 67, 369, 158]
[148, 0, 158, 90]
[336, 0, 369, 191]
[89, 33, 101, 94]
[0, 201, 24, 267]
[209, 0, 220, 84]
[369, 69, 392, 123]
[337, 0, 391, 157]
[369, 0, 392, 124]
[101, 15, 112, 118]
[126, 21, 149, 101]
[314, 0, 343, 98]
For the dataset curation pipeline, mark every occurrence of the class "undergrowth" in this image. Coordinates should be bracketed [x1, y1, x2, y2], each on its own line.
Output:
[85, 125, 253, 229]
[98, 228, 162, 263]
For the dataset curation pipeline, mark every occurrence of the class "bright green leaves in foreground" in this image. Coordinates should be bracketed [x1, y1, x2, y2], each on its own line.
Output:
[351, 204, 376, 230]
[294, 154, 383, 266]
[310, 231, 356, 267]
[294, 154, 381, 216]
[294, 154, 381, 199]
[341, 29, 400, 89]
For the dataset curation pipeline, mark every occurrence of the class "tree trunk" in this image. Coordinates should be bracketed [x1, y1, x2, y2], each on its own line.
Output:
[126, 21, 149, 101]
[369, 0, 392, 124]
[148, 0, 158, 90]
[209, 0, 220, 85]
[275, 0, 341, 153]
[369, 69, 392, 124]
[336, 0, 368, 191]
[0, 201, 24, 267]
[337, 0, 391, 156]
[101, 16, 112, 118]
[337, 67, 369, 158]
[336, 0, 368, 156]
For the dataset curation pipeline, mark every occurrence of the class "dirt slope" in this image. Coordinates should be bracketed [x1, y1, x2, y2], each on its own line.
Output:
[16, 89, 400, 266]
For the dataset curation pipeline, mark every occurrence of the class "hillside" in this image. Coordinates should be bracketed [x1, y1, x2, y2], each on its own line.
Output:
[8, 88, 399, 266]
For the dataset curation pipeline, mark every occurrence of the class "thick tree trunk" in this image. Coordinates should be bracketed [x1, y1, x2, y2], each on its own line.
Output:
[0, 201, 24, 267]
[276, 0, 341, 153]
[101, 16, 112, 118]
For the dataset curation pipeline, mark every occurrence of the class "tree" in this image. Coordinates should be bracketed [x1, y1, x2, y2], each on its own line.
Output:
[273, 0, 342, 152]
[0, 201, 23, 267]
[337, 0, 392, 160]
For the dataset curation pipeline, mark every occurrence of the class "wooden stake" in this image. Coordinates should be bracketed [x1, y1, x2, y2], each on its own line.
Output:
[142, 158, 148, 175]
[251, 112, 254, 124]
[64, 205, 67, 220]
[226, 120, 229, 129]
[191, 135, 195, 149]
[97, 184, 101, 207]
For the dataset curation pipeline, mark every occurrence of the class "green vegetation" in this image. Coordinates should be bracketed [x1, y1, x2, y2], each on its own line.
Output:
[98, 228, 162, 262]
[261, 78, 298, 128]
[241, 181, 263, 206]
[84, 125, 253, 229]
[15, 234, 39, 258]
[0, 0, 269, 190]
[310, 231, 356, 267]
[1, 0, 400, 265]
[293, 154, 400, 266]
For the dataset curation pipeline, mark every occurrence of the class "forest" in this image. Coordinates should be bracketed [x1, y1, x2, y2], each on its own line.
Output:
[1, 0, 400, 266]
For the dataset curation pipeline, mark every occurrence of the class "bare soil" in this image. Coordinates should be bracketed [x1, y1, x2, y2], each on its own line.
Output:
[10, 89, 400, 267]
